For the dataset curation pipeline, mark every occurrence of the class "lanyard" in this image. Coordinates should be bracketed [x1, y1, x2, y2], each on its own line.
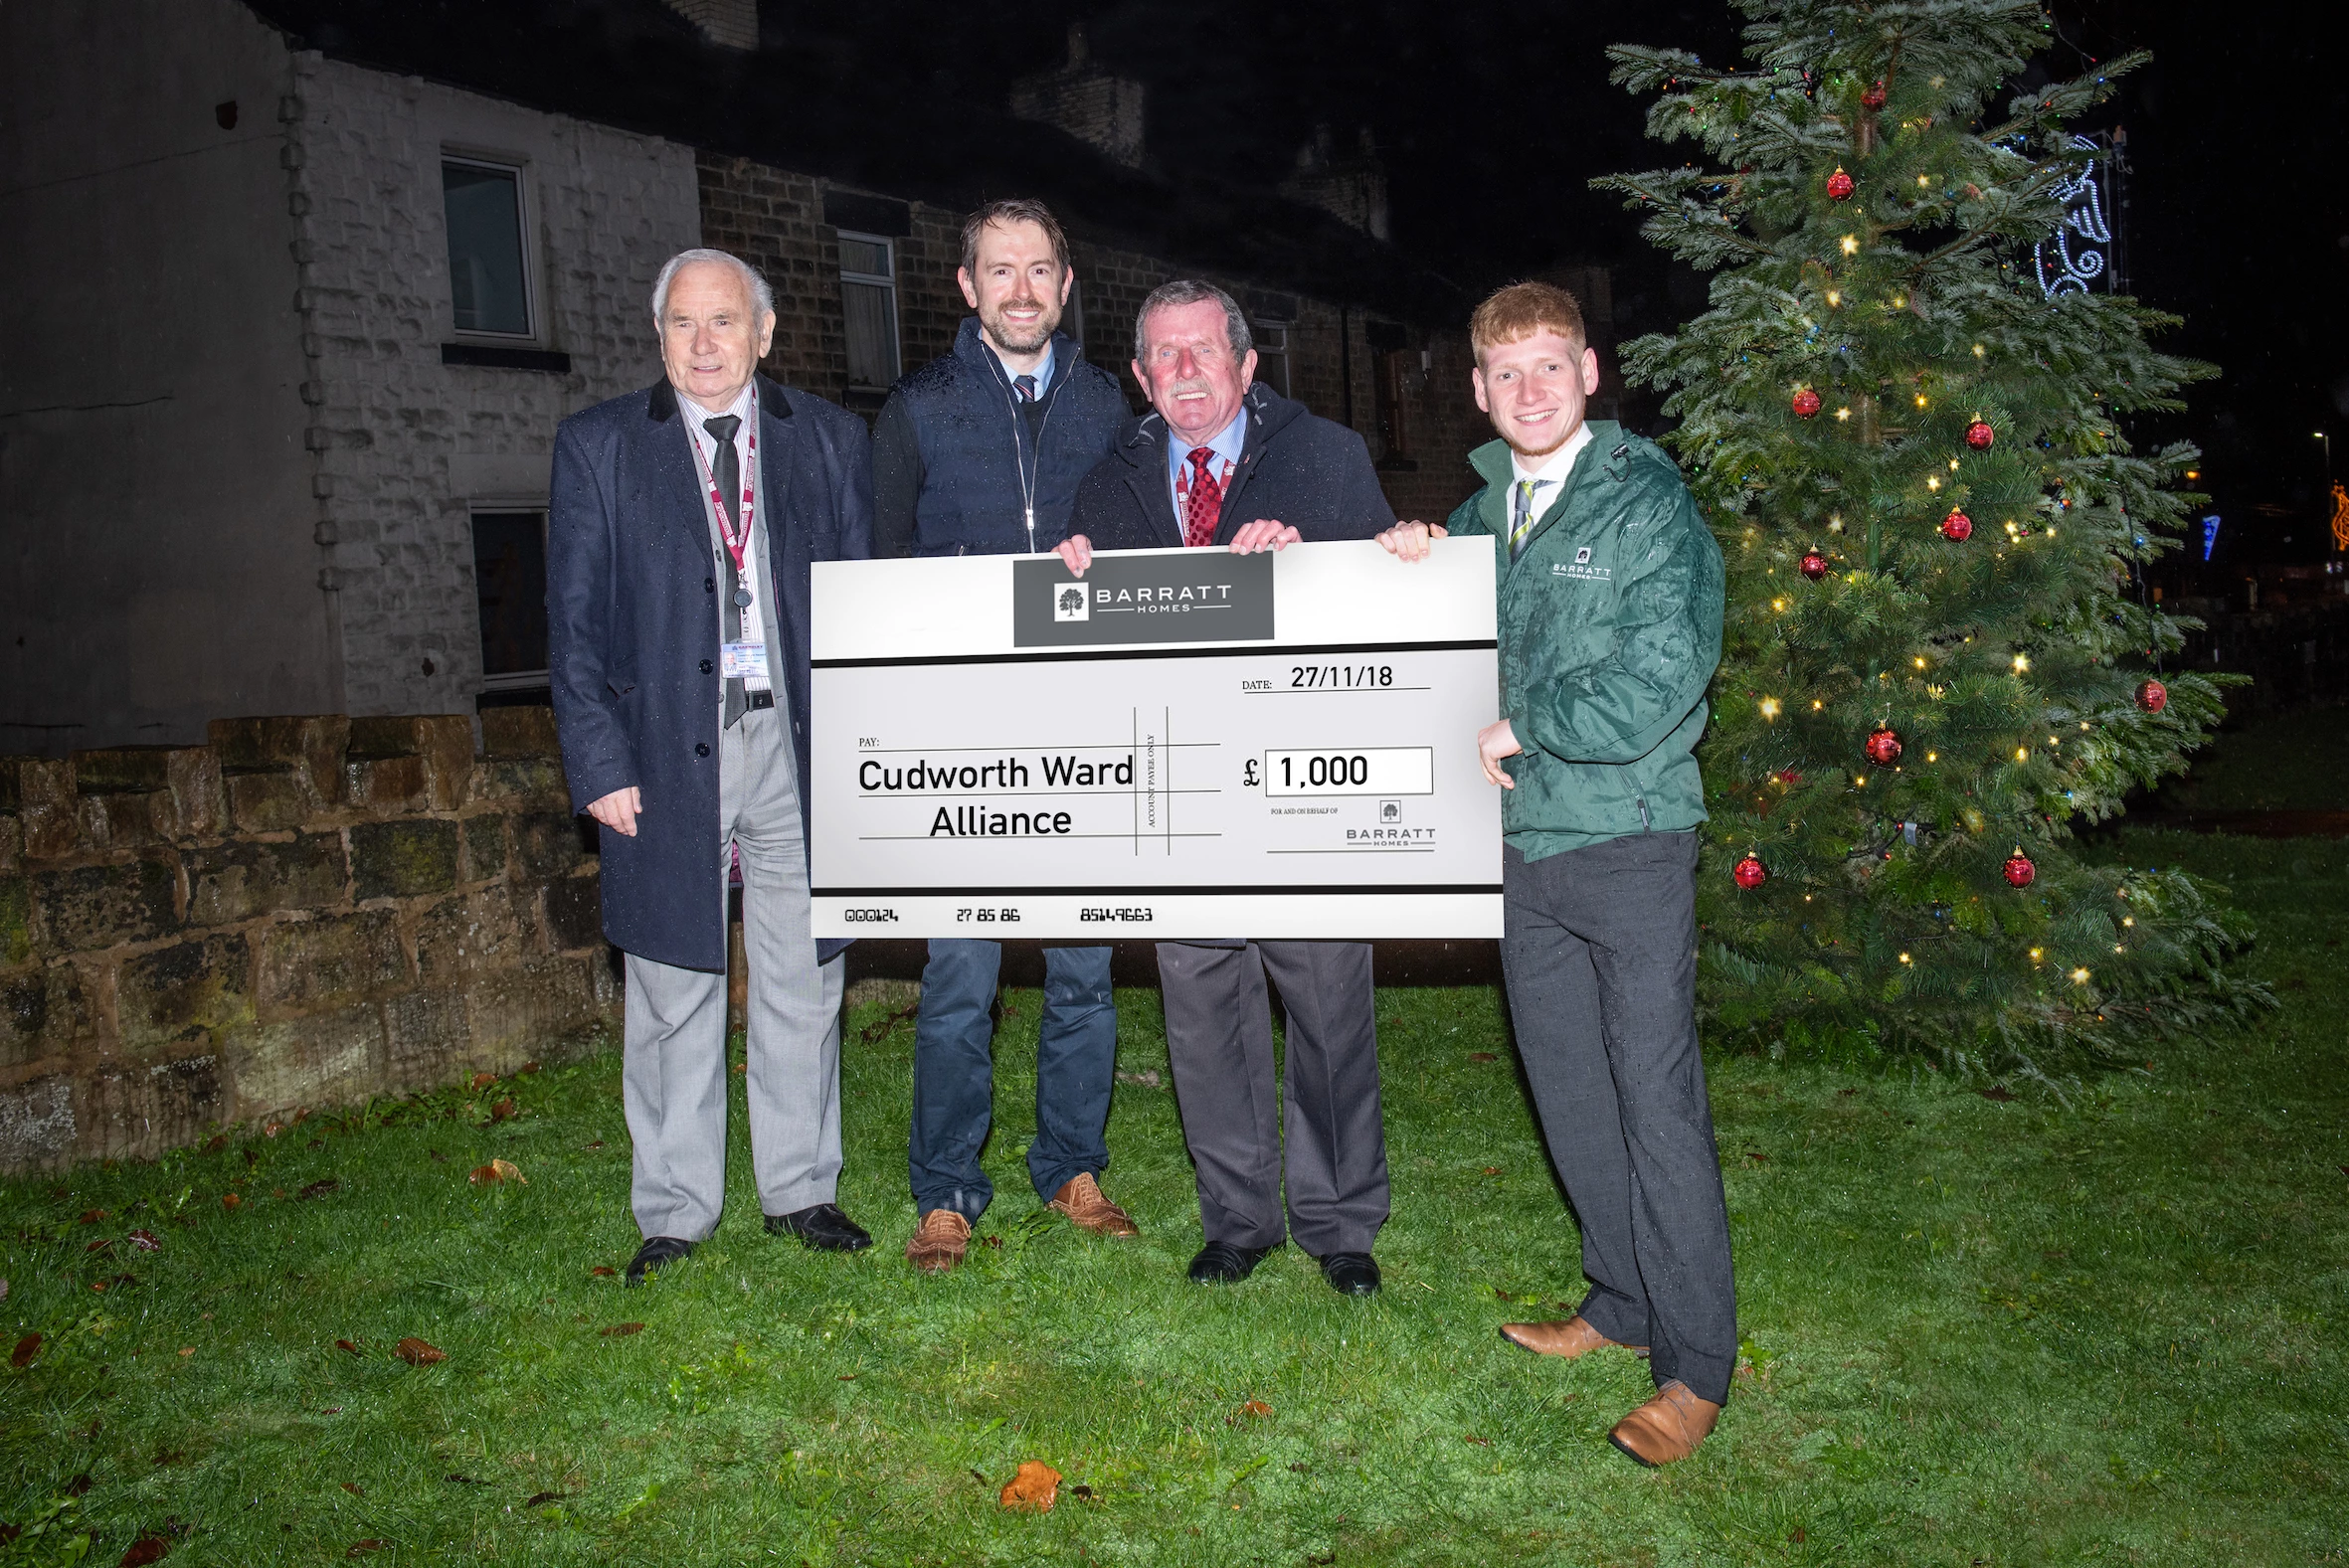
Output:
[688, 398, 758, 575]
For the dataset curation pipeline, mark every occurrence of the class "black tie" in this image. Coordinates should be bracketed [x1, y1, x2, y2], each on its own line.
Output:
[705, 414, 748, 728]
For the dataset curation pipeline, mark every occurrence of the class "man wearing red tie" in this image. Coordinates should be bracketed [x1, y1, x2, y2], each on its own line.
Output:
[1057, 279, 1405, 1296]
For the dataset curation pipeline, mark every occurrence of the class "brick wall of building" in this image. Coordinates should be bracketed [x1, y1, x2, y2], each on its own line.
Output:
[694, 150, 1493, 526]
[0, 708, 616, 1172]
[288, 56, 703, 722]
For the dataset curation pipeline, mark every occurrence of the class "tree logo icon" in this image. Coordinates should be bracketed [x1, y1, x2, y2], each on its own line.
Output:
[1054, 584, 1090, 622]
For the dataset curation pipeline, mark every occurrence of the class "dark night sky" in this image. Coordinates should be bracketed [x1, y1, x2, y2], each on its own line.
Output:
[881, 0, 2342, 569]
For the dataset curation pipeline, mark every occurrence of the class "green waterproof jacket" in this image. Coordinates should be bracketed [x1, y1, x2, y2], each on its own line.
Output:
[1444, 424, 1723, 861]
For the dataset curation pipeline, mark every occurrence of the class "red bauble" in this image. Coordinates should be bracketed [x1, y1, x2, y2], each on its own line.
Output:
[1792, 388, 1823, 419]
[1732, 854, 1768, 890]
[1826, 167, 1855, 201]
[1941, 510, 1973, 541]
[1865, 726, 1903, 766]
[1861, 81, 1888, 109]
[2003, 853, 2036, 888]
[1800, 550, 1829, 579]
[1965, 420, 1995, 450]
[2136, 678, 2168, 714]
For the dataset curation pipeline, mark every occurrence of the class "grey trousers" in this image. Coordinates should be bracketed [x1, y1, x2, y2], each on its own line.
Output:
[1156, 942, 1388, 1257]
[1499, 831, 1736, 1405]
[622, 704, 844, 1241]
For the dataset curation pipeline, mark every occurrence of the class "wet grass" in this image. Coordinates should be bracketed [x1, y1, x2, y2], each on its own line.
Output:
[0, 828, 2343, 1565]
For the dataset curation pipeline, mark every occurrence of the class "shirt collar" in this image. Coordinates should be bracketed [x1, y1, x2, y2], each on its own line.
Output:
[1510, 421, 1593, 488]
[995, 338, 1053, 396]
[1169, 406, 1248, 480]
[678, 381, 756, 431]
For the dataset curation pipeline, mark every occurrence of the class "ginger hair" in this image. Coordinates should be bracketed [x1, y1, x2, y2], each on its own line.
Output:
[1469, 281, 1587, 365]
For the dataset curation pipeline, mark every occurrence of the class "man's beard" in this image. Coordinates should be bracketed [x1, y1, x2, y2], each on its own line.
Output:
[983, 295, 1059, 355]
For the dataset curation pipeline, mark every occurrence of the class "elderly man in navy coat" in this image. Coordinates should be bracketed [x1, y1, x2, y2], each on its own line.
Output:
[549, 248, 874, 1285]
[1057, 279, 1406, 1299]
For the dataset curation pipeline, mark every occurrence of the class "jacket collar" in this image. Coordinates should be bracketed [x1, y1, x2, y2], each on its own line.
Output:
[646, 374, 797, 424]
[953, 316, 1080, 399]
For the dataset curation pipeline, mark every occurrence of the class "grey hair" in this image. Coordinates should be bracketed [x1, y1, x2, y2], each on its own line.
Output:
[1133, 279, 1252, 364]
[650, 248, 775, 324]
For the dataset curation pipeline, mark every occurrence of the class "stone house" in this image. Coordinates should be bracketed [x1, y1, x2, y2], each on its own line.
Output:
[2, 0, 1617, 755]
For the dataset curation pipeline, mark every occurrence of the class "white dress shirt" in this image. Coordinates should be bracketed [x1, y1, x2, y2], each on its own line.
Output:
[680, 382, 771, 692]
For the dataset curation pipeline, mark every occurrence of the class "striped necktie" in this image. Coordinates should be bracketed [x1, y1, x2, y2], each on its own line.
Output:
[1013, 374, 1037, 402]
[1509, 478, 1542, 562]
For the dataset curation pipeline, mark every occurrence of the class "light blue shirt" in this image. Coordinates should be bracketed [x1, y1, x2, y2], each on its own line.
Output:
[996, 339, 1053, 400]
[1166, 407, 1247, 524]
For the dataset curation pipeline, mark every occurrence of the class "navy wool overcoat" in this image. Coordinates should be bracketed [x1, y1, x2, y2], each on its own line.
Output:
[547, 375, 872, 971]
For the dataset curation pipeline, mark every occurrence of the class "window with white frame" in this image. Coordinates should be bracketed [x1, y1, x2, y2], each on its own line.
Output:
[837, 231, 901, 390]
[442, 156, 534, 337]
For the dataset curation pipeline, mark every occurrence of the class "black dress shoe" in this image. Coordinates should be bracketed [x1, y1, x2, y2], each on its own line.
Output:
[765, 1202, 873, 1252]
[1186, 1241, 1278, 1285]
[626, 1235, 695, 1287]
[1317, 1252, 1381, 1297]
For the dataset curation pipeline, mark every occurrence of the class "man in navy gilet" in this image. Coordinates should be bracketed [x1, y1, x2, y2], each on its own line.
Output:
[871, 199, 1136, 1271]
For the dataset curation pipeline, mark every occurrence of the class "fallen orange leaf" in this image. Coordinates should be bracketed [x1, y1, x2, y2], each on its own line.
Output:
[341, 1481, 364, 1496]
[599, 1322, 643, 1337]
[490, 1099, 517, 1122]
[470, 1072, 496, 1092]
[394, 1337, 446, 1366]
[589, 1266, 616, 1278]
[1468, 1051, 1499, 1062]
[1238, 1399, 1273, 1419]
[221, 1193, 242, 1211]
[335, 1339, 361, 1356]
[10, 1332, 41, 1368]
[79, 1209, 106, 1224]
[127, 1230, 162, 1252]
[178, 1347, 194, 1357]
[119, 1537, 170, 1566]
[998, 1460, 1060, 1511]
[467, 1159, 526, 1185]
[347, 1542, 385, 1557]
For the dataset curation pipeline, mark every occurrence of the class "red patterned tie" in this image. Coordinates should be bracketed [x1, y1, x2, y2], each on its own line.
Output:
[1182, 446, 1223, 548]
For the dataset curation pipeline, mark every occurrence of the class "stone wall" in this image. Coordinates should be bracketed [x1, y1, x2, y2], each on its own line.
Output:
[0, 707, 616, 1172]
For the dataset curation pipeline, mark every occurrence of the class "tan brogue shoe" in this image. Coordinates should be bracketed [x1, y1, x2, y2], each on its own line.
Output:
[1607, 1380, 1721, 1467]
[1047, 1172, 1140, 1238]
[1499, 1315, 1649, 1360]
[906, 1208, 972, 1273]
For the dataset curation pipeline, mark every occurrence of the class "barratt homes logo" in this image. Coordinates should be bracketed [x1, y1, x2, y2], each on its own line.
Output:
[1013, 551, 1275, 647]
[1553, 545, 1612, 584]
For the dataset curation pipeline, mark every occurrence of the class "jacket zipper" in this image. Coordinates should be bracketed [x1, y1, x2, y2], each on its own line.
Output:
[997, 360, 1055, 553]
[1637, 796, 1651, 832]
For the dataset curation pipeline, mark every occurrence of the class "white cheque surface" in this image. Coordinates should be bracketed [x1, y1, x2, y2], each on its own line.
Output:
[810, 539, 1503, 939]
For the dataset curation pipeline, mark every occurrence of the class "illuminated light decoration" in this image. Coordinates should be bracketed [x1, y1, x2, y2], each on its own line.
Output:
[2201, 514, 2222, 561]
[1812, 700, 1824, 710]
[1941, 510, 1972, 541]
[1792, 388, 1823, 419]
[1972, 343, 1986, 357]
[1826, 289, 1842, 306]
[2332, 483, 2349, 552]
[1840, 234, 1860, 256]
[1834, 407, 1852, 422]
[1927, 475, 1942, 491]
[1898, 952, 1912, 963]
[2004, 852, 2037, 888]
[1828, 167, 1855, 201]
[1914, 393, 1928, 408]
[1925, 751, 1937, 761]
[2136, 678, 2167, 713]
[2035, 134, 2115, 297]
[2030, 948, 2043, 960]
[1800, 550, 1829, 579]
[1772, 598, 1787, 611]
[1912, 656, 1927, 668]
[2070, 966, 2090, 985]
[1865, 726, 1903, 766]
[2016, 747, 2029, 762]
[2012, 653, 2031, 673]
[1732, 854, 1768, 890]
[1758, 696, 1783, 719]
[1966, 420, 1995, 449]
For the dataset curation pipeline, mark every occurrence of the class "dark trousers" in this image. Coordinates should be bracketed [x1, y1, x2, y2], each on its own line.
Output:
[909, 940, 1116, 1220]
[1500, 832, 1737, 1405]
[1156, 942, 1388, 1257]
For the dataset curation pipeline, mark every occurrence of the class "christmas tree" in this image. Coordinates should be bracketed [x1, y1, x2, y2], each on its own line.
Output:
[1596, 0, 2269, 1077]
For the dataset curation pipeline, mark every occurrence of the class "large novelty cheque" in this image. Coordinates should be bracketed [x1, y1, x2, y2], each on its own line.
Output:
[809, 539, 1503, 939]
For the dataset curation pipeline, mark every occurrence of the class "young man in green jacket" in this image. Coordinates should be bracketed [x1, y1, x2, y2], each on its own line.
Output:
[1380, 281, 1732, 1466]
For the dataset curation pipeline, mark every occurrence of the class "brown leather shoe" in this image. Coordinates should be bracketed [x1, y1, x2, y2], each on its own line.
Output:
[1499, 1315, 1648, 1359]
[1607, 1380, 1721, 1467]
[1047, 1172, 1140, 1238]
[906, 1208, 971, 1272]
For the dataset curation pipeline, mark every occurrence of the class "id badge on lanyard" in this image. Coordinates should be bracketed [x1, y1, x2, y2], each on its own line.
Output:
[696, 408, 767, 677]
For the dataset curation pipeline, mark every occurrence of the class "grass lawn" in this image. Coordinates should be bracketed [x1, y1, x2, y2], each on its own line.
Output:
[2, 830, 2345, 1565]
[2147, 701, 2349, 813]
